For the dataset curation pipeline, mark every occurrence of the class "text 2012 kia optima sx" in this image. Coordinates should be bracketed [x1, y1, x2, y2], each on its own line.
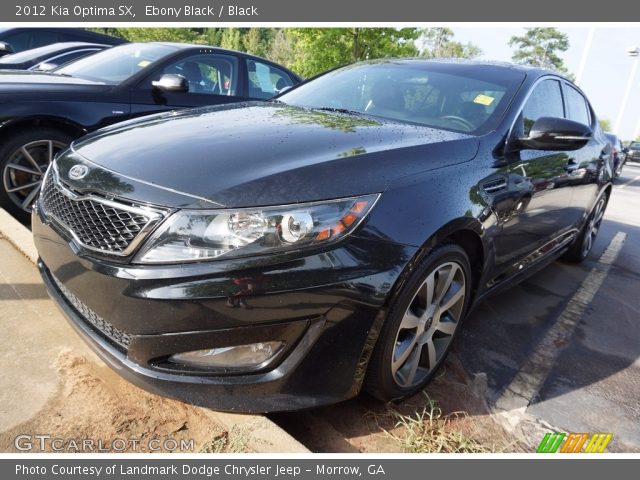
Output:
[33, 60, 613, 412]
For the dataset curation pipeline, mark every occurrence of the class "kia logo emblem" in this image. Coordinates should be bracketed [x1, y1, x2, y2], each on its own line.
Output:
[68, 165, 89, 180]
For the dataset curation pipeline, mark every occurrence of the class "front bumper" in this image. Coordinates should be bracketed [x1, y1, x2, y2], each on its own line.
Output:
[33, 203, 416, 412]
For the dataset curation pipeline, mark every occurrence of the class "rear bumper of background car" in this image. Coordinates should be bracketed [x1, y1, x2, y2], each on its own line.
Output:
[33, 203, 417, 412]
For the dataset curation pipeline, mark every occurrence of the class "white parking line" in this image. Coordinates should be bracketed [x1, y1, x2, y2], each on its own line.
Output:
[618, 173, 640, 190]
[494, 231, 627, 428]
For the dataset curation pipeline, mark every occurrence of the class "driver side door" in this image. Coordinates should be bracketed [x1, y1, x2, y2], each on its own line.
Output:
[491, 78, 581, 273]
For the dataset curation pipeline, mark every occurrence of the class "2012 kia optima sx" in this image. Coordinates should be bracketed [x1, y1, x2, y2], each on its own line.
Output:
[33, 60, 613, 412]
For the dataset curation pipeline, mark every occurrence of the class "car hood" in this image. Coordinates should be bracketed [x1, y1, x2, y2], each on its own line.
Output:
[64, 102, 480, 208]
[0, 70, 111, 93]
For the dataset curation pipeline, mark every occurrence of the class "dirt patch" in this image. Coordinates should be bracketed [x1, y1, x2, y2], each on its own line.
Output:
[272, 351, 524, 452]
[0, 351, 244, 453]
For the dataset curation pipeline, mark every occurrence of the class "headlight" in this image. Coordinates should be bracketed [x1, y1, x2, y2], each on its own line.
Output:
[134, 194, 379, 264]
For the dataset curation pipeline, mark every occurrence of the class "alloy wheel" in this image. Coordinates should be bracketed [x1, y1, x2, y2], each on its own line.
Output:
[582, 197, 606, 258]
[2, 139, 66, 213]
[391, 261, 466, 388]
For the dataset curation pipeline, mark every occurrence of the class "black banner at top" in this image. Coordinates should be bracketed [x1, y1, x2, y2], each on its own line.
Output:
[3, 0, 640, 22]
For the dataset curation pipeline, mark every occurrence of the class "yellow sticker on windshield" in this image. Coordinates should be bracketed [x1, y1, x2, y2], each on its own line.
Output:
[473, 94, 495, 106]
[138, 60, 151, 68]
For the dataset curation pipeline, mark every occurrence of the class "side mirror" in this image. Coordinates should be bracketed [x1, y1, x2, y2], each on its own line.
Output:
[519, 117, 592, 151]
[152, 74, 188, 93]
[622, 147, 629, 154]
[0, 41, 14, 57]
[33, 62, 57, 72]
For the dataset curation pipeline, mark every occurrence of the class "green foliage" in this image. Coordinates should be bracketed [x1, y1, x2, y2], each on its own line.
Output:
[88, 28, 480, 80]
[419, 28, 482, 59]
[598, 118, 612, 132]
[91, 28, 208, 44]
[509, 27, 570, 73]
[286, 28, 420, 77]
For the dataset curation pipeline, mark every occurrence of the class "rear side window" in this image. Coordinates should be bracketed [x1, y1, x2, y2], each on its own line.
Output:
[246, 59, 294, 99]
[521, 79, 564, 136]
[564, 86, 591, 127]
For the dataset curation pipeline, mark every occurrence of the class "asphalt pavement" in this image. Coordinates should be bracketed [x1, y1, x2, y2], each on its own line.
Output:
[458, 161, 640, 451]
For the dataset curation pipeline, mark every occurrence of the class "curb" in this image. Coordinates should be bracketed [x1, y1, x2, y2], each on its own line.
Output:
[0, 208, 309, 453]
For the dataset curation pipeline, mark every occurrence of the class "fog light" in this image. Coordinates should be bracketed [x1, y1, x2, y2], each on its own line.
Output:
[169, 341, 283, 369]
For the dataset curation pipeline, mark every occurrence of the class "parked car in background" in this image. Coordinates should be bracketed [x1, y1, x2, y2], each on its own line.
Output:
[0, 42, 302, 222]
[33, 59, 613, 412]
[0, 42, 109, 71]
[0, 28, 125, 56]
[627, 141, 640, 162]
[604, 132, 627, 177]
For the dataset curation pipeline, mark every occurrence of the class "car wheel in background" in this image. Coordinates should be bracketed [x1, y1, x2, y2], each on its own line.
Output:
[365, 244, 472, 402]
[0, 129, 71, 223]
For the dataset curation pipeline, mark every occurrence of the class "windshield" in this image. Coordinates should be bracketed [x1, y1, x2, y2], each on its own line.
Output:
[279, 61, 525, 134]
[630, 142, 640, 149]
[56, 43, 176, 84]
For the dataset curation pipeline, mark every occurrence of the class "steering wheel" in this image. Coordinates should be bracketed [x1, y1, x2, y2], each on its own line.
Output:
[439, 115, 475, 131]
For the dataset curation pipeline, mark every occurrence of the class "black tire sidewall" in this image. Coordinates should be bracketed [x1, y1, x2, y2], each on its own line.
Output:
[0, 128, 72, 223]
[366, 244, 472, 401]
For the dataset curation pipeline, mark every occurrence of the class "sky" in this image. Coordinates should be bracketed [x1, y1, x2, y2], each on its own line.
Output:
[451, 27, 640, 140]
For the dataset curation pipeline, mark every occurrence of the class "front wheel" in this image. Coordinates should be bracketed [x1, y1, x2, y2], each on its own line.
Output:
[365, 244, 472, 402]
[0, 128, 71, 223]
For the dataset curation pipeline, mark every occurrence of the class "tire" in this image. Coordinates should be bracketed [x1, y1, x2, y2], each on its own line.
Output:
[0, 128, 72, 223]
[365, 244, 472, 402]
[562, 194, 608, 263]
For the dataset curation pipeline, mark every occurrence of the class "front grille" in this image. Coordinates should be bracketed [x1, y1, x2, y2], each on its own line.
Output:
[40, 171, 162, 255]
[51, 273, 132, 350]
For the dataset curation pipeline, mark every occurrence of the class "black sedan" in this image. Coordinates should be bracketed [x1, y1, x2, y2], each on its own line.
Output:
[33, 59, 613, 412]
[0, 42, 109, 71]
[0, 42, 301, 222]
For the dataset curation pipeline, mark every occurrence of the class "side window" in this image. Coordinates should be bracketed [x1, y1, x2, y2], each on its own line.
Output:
[564, 86, 591, 126]
[246, 59, 294, 99]
[156, 54, 238, 96]
[521, 79, 564, 136]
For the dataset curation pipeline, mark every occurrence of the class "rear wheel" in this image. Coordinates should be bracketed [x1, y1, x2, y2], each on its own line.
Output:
[365, 244, 471, 402]
[0, 128, 71, 223]
[563, 195, 608, 263]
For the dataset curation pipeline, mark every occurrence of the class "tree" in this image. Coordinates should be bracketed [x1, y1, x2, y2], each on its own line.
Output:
[243, 28, 275, 58]
[268, 29, 294, 68]
[90, 28, 207, 44]
[219, 28, 245, 51]
[419, 28, 482, 59]
[287, 28, 420, 78]
[599, 118, 612, 132]
[509, 27, 569, 73]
